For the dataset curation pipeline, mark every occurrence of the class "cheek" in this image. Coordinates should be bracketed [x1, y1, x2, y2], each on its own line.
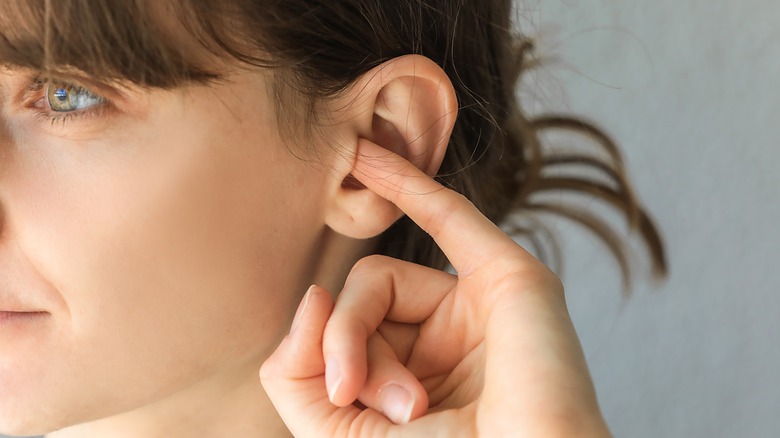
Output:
[0, 107, 329, 427]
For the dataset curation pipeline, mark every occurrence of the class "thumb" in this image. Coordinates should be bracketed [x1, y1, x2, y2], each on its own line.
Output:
[259, 285, 389, 437]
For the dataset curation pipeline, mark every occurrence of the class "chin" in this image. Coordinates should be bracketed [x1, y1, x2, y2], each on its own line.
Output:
[0, 390, 79, 437]
[0, 413, 56, 438]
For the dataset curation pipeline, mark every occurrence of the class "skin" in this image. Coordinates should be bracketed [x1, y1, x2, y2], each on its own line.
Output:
[0, 66, 344, 437]
[0, 52, 609, 437]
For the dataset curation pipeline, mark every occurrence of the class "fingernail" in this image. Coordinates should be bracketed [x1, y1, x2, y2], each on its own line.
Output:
[379, 384, 414, 424]
[325, 356, 342, 403]
[290, 286, 314, 335]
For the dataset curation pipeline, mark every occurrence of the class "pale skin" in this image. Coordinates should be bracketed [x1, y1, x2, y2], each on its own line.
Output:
[0, 53, 609, 437]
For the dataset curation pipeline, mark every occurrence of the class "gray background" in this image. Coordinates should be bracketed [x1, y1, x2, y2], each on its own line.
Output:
[5, 1, 779, 437]
[524, 1, 780, 437]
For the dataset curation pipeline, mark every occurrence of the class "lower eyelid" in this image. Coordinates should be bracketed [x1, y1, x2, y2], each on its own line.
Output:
[30, 100, 113, 129]
[0, 73, 117, 131]
[22, 75, 149, 126]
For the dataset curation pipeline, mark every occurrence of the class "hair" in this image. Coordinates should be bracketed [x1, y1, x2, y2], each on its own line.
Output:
[0, 0, 667, 291]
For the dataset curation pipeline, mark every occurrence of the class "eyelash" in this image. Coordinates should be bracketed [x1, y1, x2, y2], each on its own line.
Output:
[25, 76, 111, 127]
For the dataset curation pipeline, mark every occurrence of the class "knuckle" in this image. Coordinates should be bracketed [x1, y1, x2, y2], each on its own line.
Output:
[421, 191, 470, 237]
[533, 262, 565, 292]
[349, 254, 392, 278]
[492, 254, 565, 295]
[527, 265, 564, 292]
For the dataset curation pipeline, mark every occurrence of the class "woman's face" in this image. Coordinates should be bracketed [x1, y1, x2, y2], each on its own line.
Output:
[0, 67, 337, 432]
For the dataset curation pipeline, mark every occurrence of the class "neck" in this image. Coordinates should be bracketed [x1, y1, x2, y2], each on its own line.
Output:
[311, 229, 377, 294]
[45, 353, 291, 438]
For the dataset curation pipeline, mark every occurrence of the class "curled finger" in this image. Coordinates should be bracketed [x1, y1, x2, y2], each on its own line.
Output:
[356, 332, 429, 424]
[322, 255, 456, 406]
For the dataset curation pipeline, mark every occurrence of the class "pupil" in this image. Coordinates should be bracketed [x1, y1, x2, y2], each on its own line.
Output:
[54, 88, 68, 102]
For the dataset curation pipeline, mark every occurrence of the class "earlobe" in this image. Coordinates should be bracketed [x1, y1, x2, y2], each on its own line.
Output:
[324, 55, 458, 240]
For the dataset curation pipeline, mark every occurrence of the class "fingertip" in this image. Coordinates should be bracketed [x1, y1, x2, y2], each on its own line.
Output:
[355, 333, 429, 424]
[262, 285, 334, 382]
[325, 355, 343, 404]
[325, 354, 369, 408]
[322, 326, 369, 407]
[289, 285, 316, 336]
[378, 384, 416, 424]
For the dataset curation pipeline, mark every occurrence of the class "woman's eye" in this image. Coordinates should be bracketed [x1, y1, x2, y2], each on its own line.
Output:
[45, 82, 105, 113]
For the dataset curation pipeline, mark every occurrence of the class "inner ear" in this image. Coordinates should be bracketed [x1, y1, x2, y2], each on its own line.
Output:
[371, 113, 409, 159]
[341, 174, 366, 190]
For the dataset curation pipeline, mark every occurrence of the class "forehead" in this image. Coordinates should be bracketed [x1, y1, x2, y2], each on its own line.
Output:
[0, 0, 222, 87]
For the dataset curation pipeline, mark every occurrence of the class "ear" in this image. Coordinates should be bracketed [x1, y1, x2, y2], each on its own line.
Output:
[324, 55, 458, 239]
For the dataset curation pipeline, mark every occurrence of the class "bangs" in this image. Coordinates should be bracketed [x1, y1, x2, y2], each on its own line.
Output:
[0, 0, 227, 87]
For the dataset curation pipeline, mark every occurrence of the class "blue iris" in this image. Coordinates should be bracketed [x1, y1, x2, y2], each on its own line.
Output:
[53, 88, 68, 102]
[46, 81, 105, 113]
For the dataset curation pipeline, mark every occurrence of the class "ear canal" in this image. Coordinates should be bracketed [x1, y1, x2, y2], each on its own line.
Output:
[339, 112, 408, 191]
[341, 174, 365, 190]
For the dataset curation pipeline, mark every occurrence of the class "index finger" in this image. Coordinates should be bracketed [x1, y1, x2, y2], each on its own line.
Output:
[352, 139, 527, 274]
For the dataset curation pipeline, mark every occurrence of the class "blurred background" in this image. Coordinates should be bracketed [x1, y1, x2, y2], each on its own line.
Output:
[522, 1, 780, 436]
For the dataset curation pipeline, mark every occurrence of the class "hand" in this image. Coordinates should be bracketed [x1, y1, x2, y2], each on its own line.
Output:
[260, 139, 611, 437]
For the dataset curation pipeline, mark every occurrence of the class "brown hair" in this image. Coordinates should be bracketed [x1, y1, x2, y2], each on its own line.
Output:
[0, 0, 667, 291]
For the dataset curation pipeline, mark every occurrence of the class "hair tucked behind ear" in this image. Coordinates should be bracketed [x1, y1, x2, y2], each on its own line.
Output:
[0, 0, 667, 291]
